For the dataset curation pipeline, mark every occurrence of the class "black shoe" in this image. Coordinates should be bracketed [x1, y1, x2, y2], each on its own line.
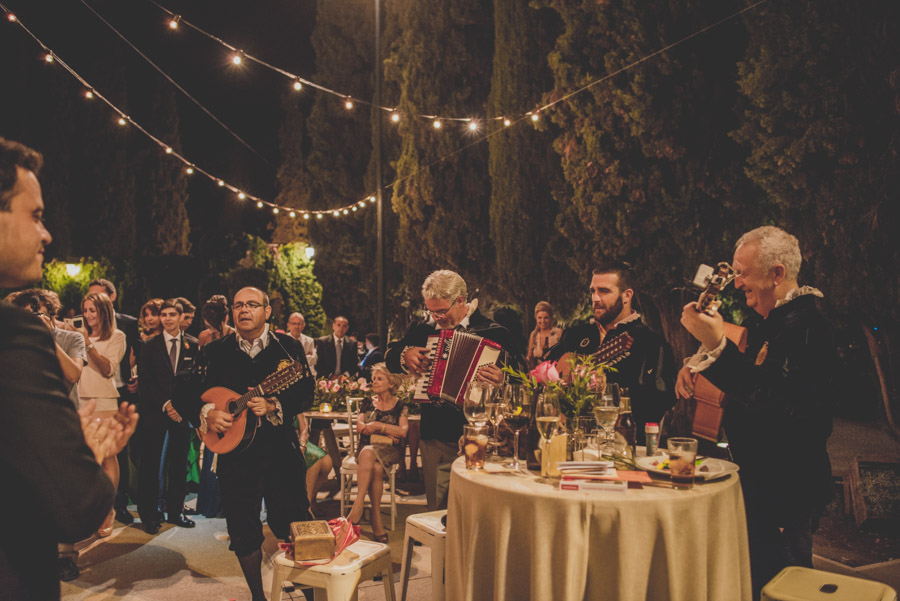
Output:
[142, 520, 162, 535]
[115, 507, 134, 525]
[182, 505, 199, 516]
[58, 557, 79, 582]
[166, 513, 196, 528]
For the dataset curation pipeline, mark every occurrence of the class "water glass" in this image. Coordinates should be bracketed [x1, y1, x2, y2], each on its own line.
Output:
[667, 437, 699, 489]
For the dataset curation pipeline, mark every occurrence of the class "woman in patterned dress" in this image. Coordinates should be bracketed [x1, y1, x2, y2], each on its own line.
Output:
[347, 363, 409, 541]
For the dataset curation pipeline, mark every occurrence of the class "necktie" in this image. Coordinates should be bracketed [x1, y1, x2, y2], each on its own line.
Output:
[169, 338, 178, 372]
[335, 338, 343, 375]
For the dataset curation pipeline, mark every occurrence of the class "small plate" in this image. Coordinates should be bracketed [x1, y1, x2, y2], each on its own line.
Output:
[635, 455, 739, 481]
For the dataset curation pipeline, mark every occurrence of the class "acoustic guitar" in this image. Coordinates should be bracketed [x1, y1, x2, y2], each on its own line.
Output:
[555, 331, 635, 379]
[690, 263, 748, 441]
[200, 361, 306, 454]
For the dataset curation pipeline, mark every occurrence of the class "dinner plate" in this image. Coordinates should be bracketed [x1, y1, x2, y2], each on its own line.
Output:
[635, 455, 739, 481]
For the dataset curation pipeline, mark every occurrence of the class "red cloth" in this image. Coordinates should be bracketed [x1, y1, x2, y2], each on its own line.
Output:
[279, 517, 360, 565]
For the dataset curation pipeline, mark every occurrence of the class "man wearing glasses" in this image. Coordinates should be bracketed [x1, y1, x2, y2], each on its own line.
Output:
[174, 287, 313, 601]
[385, 270, 521, 510]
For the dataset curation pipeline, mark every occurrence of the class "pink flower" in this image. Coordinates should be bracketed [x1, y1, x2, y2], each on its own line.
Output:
[359, 382, 370, 391]
[318, 380, 329, 390]
[348, 381, 359, 390]
[530, 360, 560, 384]
[331, 383, 340, 393]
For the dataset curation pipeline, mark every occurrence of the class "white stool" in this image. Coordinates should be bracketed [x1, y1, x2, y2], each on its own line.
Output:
[399, 510, 447, 601]
[762, 566, 897, 601]
[271, 540, 397, 601]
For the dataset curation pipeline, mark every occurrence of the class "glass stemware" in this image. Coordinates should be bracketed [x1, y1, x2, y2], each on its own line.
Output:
[534, 392, 561, 477]
[501, 383, 531, 471]
[486, 397, 504, 460]
[592, 386, 618, 454]
[463, 380, 494, 427]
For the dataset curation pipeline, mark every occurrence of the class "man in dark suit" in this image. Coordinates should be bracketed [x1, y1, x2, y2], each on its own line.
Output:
[358, 333, 384, 380]
[315, 315, 358, 377]
[173, 287, 313, 601]
[0, 136, 137, 600]
[136, 298, 199, 533]
[88, 278, 140, 524]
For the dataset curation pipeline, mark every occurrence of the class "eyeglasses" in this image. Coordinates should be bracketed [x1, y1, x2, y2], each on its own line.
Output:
[425, 298, 459, 318]
[233, 301, 266, 310]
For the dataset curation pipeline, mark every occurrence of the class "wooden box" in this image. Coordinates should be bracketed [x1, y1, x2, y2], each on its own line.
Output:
[847, 456, 900, 530]
[290, 520, 335, 561]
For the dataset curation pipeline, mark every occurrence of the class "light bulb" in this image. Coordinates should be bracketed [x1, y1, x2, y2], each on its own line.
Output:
[117, 117, 127, 126]
[169, 15, 181, 29]
[344, 99, 354, 110]
[531, 113, 539, 122]
[368, 196, 375, 202]
[289, 211, 296, 218]
[257, 201, 264, 208]
[186, 167, 194, 174]
[84, 90, 94, 99]
[272, 207, 279, 214]
[468, 121, 478, 131]
[238, 192, 246, 200]
[165, 147, 173, 154]
[7, 12, 17, 22]
[503, 118, 511, 127]
[352, 206, 357, 211]
[391, 112, 400, 123]
[293, 80, 302, 91]
[342, 209, 349, 215]
[44, 53, 54, 63]
[232, 53, 242, 65]
[316, 213, 323, 219]
[433, 120, 442, 129]
[304, 213, 311, 219]
[218, 180, 225, 187]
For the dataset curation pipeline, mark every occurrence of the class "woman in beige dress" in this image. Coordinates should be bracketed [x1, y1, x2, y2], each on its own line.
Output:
[526, 301, 563, 369]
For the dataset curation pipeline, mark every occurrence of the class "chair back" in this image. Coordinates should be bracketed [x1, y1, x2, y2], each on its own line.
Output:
[346, 396, 364, 456]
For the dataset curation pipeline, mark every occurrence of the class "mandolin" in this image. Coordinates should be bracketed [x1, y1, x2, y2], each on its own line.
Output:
[200, 361, 306, 454]
[690, 263, 747, 441]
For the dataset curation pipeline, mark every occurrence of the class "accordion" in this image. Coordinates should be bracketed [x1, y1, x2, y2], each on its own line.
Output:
[412, 330, 502, 406]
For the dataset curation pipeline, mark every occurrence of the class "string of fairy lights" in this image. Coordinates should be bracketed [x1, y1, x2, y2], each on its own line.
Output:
[2, 0, 769, 220]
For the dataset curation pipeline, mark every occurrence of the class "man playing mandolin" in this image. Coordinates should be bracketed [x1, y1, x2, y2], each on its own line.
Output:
[174, 287, 313, 601]
[679, 226, 836, 597]
[546, 262, 677, 443]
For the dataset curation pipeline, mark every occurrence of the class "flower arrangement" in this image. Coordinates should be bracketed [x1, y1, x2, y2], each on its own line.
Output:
[314, 375, 370, 411]
[503, 354, 612, 420]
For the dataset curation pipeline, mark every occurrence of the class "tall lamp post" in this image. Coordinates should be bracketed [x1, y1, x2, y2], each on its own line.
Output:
[374, 0, 385, 352]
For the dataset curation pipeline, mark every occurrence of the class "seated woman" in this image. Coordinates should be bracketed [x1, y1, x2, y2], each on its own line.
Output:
[347, 363, 408, 542]
[526, 301, 563, 369]
[297, 414, 333, 516]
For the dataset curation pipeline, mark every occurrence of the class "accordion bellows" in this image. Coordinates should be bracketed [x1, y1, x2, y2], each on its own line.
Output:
[291, 520, 335, 561]
[413, 330, 502, 406]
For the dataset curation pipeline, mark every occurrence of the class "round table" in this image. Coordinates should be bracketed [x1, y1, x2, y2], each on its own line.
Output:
[445, 457, 751, 601]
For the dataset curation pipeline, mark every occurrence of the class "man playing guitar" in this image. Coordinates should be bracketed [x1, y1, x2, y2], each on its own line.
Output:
[174, 287, 313, 601]
[546, 262, 677, 444]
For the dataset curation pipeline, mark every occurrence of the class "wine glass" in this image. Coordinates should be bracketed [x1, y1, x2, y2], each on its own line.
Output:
[501, 383, 531, 471]
[463, 380, 493, 427]
[534, 392, 561, 444]
[486, 396, 505, 460]
[592, 387, 618, 454]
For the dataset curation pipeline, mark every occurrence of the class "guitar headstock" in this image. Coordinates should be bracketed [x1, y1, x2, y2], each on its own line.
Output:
[260, 361, 306, 395]
[694, 262, 736, 316]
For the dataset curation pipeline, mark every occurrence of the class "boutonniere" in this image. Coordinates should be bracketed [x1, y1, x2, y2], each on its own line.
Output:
[183, 341, 190, 350]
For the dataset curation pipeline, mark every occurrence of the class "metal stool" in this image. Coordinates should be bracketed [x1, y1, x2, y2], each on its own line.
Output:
[762, 566, 897, 601]
[399, 510, 447, 601]
[271, 540, 396, 601]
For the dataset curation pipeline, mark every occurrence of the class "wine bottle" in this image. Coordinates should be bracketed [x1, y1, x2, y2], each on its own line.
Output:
[614, 394, 637, 460]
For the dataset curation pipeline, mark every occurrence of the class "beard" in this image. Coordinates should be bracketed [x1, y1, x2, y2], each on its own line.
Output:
[595, 295, 624, 327]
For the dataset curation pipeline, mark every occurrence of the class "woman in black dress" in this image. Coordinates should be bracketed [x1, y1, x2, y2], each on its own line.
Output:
[347, 363, 409, 541]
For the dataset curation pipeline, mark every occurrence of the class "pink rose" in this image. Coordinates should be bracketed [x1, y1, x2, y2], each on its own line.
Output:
[331, 383, 340, 393]
[348, 381, 359, 390]
[530, 360, 559, 384]
[318, 380, 329, 390]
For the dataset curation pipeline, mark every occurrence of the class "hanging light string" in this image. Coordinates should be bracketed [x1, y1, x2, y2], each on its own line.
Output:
[1, 3, 377, 219]
[76, 0, 275, 168]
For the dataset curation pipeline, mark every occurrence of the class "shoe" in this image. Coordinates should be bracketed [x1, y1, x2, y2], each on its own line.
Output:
[142, 520, 162, 535]
[115, 507, 134, 525]
[182, 505, 199, 516]
[372, 531, 389, 544]
[59, 557, 79, 582]
[166, 513, 196, 528]
[97, 509, 115, 538]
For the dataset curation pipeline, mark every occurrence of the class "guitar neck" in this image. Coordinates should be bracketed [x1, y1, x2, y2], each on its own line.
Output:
[233, 385, 264, 415]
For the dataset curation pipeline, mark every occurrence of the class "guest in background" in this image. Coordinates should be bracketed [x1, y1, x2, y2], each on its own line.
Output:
[87, 278, 140, 526]
[197, 294, 234, 347]
[347, 363, 408, 542]
[138, 298, 164, 341]
[176, 296, 196, 334]
[526, 301, 563, 369]
[316, 315, 358, 377]
[286, 311, 317, 376]
[76, 293, 127, 538]
[296, 413, 333, 515]
[358, 333, 383, 381]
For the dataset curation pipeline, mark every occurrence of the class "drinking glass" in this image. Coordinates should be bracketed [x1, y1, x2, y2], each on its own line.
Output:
[534, 393, 561, 444]
[501, 383, 531, 470]
[463, 425, 490, 470]
[463, 380, 494, 427]
[667, 437, 699, 489]
[486, 398, 504, 460]
[592, 389, 618, 454]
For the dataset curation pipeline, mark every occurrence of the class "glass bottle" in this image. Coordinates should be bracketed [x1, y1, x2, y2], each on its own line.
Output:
[614, 394, 637, 460]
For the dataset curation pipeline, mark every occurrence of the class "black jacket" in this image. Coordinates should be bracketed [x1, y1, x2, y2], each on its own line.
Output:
[548, 316, 677, 443]
[0, 305, 114, 601]
[701, 294, 835, 515]
[385, 309, 521, 442]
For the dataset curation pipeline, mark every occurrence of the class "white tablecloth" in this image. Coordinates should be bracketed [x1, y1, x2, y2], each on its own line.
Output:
[445, 457, 751, 601]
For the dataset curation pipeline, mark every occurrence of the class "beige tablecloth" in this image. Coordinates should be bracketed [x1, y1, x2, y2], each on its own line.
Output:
[445, 457, 751, 601]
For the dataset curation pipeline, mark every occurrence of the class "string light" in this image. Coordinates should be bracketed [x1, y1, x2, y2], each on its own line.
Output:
[368, 196, 376, 203]
[6, 12, 17, 22]
[293, 79, 302, 91]
[117, 117, 127, 126]
[305, 213, 311, 219]
[530, 112, 539, 122]
[231, 52, 243, 66]
[433, 119, 442, 129]
[272, 207, 279, 214]
[289, 210, 296, 218]
[342, 209, 349, 215]
[168, 15, 181, 29]
[344, 98, 354, 110]
[257, 201, 264, 208]
[467, 121, 479, 132]
[217, 179, 225, 187]
[316, 214, 323, 219]
[503, 118, 511, 127]
[84, 89, 94, 99]
[43, 53, 54, 63]
[185, 167, 194, 174]
[237, 192, 246, 199]
[390, 112, 400, 123]
[165, 146, 173, 154]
